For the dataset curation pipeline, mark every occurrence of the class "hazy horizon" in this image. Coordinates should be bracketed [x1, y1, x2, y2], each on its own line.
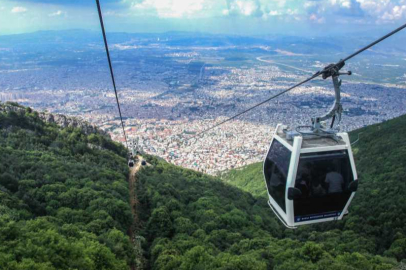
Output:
[1, 25, 405, 41]
[1, 0, 406, 36]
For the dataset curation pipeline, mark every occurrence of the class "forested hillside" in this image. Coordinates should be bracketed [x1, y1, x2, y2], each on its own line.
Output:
[0, 102, 134, 269]
[223, 114, 406, 264]
[222, 162, 265, 197]
[1, 102, 405, 270]
[136, 154, 398, 269]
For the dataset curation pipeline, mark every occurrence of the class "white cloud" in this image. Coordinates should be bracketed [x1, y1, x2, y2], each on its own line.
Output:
[304, 2, 316, 9]
[11, 6, 27, 13]
[330, 0, 351, 8]
[129, 0, 278, 19]
[341, 1, 351, 8]
[130, 0, 211, 18]
[309, 13, 317, 20]
[225, 0, 263, 17]
[305, 0, 406, 23]
[286, 8, 298, 15]
[274, 0, 287, 8]
[381, 5, 406, 21]
[309, 13, 325, 23]
[356, 0, 406, 22]
[124, 0, 406, 23]
[234, 1, 257, 16]
[269, 10, 279, 16]
[48, 10, 65, 17]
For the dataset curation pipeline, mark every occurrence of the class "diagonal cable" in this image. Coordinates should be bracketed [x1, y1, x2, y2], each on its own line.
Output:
[340, 23, 406, 63]
[185, 22, 406, 142]
[188, 72, 321, 141]
[95, 0, 129, 149]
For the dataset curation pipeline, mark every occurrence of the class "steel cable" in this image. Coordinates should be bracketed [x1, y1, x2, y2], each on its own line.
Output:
[96, 0, 129, 149]
[185, 22, 406, 142]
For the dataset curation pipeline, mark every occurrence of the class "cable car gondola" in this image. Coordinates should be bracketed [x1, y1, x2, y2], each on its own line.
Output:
[128, 157, 135, 168]
[128, 138, 140, 168]
[264, 63, 358, 228]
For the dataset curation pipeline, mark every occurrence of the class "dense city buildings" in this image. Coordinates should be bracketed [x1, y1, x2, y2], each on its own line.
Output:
[1, 31, 406, 174]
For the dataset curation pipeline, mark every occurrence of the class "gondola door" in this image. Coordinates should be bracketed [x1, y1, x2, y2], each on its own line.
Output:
[263, 135, 291, 226]
[291, 145, 358, 226]
[263, 127, 302, 228]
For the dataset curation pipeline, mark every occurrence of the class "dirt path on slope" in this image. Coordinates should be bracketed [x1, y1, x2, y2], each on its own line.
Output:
[129, 159, 141, 227]
[128, 156, 143, 270]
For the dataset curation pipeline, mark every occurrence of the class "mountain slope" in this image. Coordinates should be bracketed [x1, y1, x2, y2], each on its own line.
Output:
[223, 114, 406, 261]
[222, 162, 266, 198]
[0, 102, 403, 269]
[135, 154, 397, 269]
[0, 102, 134, 269]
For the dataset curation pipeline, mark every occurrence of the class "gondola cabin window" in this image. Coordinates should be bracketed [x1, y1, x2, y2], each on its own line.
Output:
[293, 150, 355, 222]
[264, 140, 291, 212]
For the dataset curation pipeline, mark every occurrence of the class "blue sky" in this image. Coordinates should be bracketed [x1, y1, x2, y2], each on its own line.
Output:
[1, 0, 406, 35]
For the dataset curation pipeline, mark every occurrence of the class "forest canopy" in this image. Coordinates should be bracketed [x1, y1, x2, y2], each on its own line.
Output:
[0, 103, 133, 269]
[136, 149, 401, 269]
[223, 114, 406, 268]
[1, 102, 405, 269]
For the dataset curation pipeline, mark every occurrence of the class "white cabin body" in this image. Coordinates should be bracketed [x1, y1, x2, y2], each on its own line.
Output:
[263, 124, 358, 228]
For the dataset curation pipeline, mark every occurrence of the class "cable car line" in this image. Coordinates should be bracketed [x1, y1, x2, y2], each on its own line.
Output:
[339, 22, 406, 64]
[186, 22, 406, 142]
[187, 72, 321, 141]
[92, 1, 404, 227]
[95, 0, 129, 149]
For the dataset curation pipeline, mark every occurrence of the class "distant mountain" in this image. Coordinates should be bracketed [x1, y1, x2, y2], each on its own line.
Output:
[0, 29, 364, 54]
[223, 113, 406, 262]
[2, 29, 405, 70]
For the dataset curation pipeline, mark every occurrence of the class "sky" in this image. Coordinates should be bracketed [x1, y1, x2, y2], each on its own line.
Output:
[0, 0, 406, 36]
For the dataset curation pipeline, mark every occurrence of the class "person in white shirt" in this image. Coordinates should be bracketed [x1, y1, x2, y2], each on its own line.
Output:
[325, 170, 344, 193]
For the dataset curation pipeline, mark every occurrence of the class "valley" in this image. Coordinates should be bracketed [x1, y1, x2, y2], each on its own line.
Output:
[1, 102, 406, 269]
[1, 30, 406, 174]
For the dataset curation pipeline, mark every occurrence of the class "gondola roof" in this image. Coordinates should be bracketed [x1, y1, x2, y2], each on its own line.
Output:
[274, 126, 347, 149]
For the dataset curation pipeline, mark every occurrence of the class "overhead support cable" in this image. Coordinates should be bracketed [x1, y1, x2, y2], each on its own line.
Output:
[188, 72, 321, 141]
[95, 0, 129, 149]
[186, 22, 406, 142]
[339, 23, 406, 64]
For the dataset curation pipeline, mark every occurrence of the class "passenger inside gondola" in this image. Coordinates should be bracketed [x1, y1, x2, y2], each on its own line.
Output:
[325, 166, 344, 193]
[311, 178, 326, 197]
[292, 150, 355, 219]
[296, 165, 311, 197]
[295, 153, 351, 198]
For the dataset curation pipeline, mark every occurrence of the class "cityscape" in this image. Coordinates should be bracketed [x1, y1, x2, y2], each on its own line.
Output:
[1, 30, 406, 174]
[2, 0, 406, 268]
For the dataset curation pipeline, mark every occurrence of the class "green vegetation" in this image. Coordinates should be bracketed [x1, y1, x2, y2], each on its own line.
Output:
[1, 102, 405, 270]
[223, 114, 406, 266]
[222, 162, 265, 197]
[348, 116, 406, 259]
[136, 151, 398, 269]
[0, 104, 134, 269]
